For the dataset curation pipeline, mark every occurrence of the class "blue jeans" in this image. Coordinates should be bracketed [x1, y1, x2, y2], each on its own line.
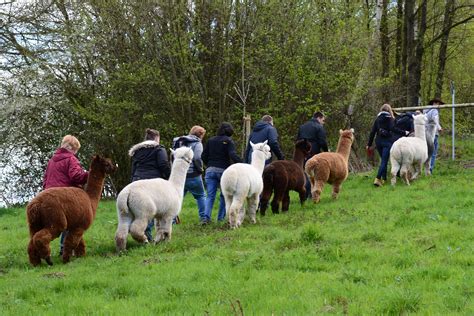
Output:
[183, 176, 207, 221]
[376, 139, 392, 180]
[205, 170, 226, 221]
[430, 135, 439, 174]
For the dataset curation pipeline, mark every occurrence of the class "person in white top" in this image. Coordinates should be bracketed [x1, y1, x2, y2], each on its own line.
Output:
[423, 98, 443, 173]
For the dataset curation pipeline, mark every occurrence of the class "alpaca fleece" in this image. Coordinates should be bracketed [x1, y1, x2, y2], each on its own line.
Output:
[305, 129, 354, 203]
[115, 146, 193, 251]
[390, 114, 429, 185]
[221, 141, 271, 229]
[260, 139, 311, 215]
[27, 155, 116, 266]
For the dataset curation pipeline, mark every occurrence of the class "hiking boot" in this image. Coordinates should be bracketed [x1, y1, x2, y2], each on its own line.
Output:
[373, 178, 383, 187]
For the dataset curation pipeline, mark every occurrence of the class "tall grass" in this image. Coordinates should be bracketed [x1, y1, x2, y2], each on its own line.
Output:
[1, 137, 473, 314]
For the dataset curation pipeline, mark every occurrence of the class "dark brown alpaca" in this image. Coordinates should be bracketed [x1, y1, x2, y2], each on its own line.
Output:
[27, 155, 117, 266]
[260, 139, 311, 215]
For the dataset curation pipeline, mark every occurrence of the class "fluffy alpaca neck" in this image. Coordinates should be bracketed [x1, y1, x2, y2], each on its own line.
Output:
[169, 160, 188, 194]
[336, 137, 352, 162]
[85, 170, 106, 211]
[293, 148, 306, 169]
[251, 151, 266, 174]
[414, 123, 426, 140]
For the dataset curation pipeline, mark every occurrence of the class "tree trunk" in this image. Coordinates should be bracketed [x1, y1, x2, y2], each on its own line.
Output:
[405, 0, 415, 106]
[380, 0, 389, 78]
[411, 0, 427, 106]
[435, 0, 455, 98]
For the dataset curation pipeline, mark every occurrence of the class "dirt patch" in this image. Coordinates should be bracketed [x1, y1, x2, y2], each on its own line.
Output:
[43, 272, 66, 279]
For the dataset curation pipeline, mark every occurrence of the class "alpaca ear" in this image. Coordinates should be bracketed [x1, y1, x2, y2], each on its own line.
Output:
[170, 148, 175, 155]
[339, 129, 343, 135]
[250, 141, 255, 149]
[350, 128, 355, 133]
[262, 140, 268, 146]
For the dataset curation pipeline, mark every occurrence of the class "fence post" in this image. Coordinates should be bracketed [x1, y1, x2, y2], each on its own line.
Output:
[450, 81, 455, 160]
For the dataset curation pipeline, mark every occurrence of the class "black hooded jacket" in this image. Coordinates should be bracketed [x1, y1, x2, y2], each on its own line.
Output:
[129, 140, 171, 181]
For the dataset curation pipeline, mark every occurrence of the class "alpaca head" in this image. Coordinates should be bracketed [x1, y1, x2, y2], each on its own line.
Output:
[339, 128, 355, 142]
[90, 155, 117, 175]
[171, 146, 194, 164]
[295, 139, 312, 156]
[413, 113, 427, 126]
[250, 141, 272, 160]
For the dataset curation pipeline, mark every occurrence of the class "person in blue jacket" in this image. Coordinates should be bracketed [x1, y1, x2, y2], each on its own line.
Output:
[244, 115, 284, 164]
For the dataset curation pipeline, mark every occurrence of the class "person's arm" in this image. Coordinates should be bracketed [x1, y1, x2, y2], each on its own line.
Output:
[201, 142, 209, 166]
[156, 148, 171, 180]
[193, 142, 204, 174]
[243, 141, 251, 163]
[367, 119, 378, 147]
[433, 110, 442, 131]
[390, 117, 409, 136]
[42, 162, 50, 189]
[268, 127, 285, 160]
[228, 139, 243, 163]
[68, 156, 89, 186]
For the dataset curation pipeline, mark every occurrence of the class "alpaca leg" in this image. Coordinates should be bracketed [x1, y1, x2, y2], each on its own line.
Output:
[228, 198, 244, 229]
[281, 191, 290, 212]
[332, 182, 342, 199]
[115, 213, 132, 252]
[247, 194, 260, 224]
[223, 194, 235, 228]
[74, 238, 86, 257]
[30, 228, 59, 266]
[391, 160, 400, 186]
[312, 180, 325, 203]
[424, 159, 431, 176]
[237, 204, 246, 227]
[298, 185, 306, 206]
[130, 217, 149, 244]
[400, 165, 410, 186]
[155, 215, 173, 243]
[259, 189, 272, 216]
[271, 185, 285, 214]
[62, 229, 84, 263]
[411, 163, 422, 180]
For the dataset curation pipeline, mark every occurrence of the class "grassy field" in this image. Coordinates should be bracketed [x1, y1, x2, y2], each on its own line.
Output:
[0, 138, 473, 315]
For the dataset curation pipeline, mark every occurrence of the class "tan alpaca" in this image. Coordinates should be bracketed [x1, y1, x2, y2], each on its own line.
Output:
[305, 129, 354, 203]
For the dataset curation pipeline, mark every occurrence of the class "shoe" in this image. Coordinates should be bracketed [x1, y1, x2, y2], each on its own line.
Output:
[373, 178, 383, 187]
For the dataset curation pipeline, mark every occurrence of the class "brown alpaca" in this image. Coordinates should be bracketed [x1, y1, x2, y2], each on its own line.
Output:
[26, 155, 117, 266]
[260, 139, 311, 215]
[305, 129, 354, 203]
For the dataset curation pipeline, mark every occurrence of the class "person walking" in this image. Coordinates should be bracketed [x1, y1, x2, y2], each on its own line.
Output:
[172, 125, 207, 224]
[202, 122, 242, 224]
[244, 115, 284, 164]
[297, 111, 328, 157]
[129, 128, 171, 241]
[43, 135, 89, 255]
[424, 98, 443, 174]
[297, 111, 328, 198]
[366, 104, 409, 187]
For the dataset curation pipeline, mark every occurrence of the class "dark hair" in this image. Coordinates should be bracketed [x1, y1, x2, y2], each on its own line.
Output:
[217, 122, 234, 137]
[144, 128, 160, 141]
[313, 111, 325, 119]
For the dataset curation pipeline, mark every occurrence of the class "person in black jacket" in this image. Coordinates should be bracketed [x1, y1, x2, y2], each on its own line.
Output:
[244, 115, 285, 164]
[392, 112, 415, 142]
[297, 111, 328, 199]
[129, 128, 171, 240]
[366, 104, 409, 187]
[202, 122, 242, 224]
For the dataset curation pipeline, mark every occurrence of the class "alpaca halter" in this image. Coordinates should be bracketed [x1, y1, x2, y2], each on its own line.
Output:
[177, 156, 192, 164]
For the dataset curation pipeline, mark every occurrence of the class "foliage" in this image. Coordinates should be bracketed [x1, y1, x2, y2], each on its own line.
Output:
[0, 1, 472, 204]
[0, 151, 473, 314]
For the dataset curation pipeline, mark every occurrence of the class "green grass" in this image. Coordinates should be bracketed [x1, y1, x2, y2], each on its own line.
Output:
[1, 139, 473, 315]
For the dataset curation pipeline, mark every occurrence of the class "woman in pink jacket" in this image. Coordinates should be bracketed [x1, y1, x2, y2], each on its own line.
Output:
[42, 135, 89, 254]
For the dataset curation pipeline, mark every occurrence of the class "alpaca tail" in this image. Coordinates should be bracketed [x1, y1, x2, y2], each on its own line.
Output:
[116, 187, 131, 216]
[304, 158, 317, 179]
[262, 165, 275, 193]
[26, 199, 43, 237]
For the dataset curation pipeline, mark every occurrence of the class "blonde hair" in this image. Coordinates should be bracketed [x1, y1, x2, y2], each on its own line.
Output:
[380, 103, 394, 117]
[60, 135, 81, 152]
[189, 125, 206, 139]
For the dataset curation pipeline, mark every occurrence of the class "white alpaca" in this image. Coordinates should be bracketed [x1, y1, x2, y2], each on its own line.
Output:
[425, 117, 437, 172]
[115, 147, 193, 251]
[221, 141, 271, 229]
[390, 114, 428, 185]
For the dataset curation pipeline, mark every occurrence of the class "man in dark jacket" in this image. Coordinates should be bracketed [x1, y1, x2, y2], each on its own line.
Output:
[297, 111, 328, 199]
[297, 111, 328, 157]
[244, 115, 285, 164]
